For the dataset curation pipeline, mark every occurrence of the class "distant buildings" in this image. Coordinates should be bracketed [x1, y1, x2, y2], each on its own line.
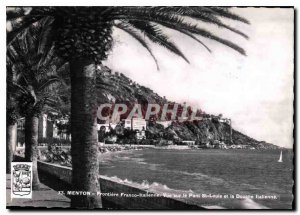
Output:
[181, 140, 195, 146]
[17, 114, 70, 146]
[132, 117, 147, 131]
[212, 140, 228, 149]
[121, 117, 147, 131]
[15, 108, 235, 148]
[123, 119, 132, 130]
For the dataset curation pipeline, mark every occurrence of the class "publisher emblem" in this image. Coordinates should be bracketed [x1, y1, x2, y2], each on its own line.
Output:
[11, 162, 32, 199]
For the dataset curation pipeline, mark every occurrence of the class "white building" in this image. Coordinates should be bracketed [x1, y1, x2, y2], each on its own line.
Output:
[181, 140, 195, 146]
[132, 117, 147, 131]
[123, 119, 132, 130]
[122, 117, 147, 131]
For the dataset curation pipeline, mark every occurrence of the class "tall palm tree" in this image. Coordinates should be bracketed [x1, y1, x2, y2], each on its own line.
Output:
[6, 64, 19, 174]
[7, 21, 68, 189]
[7, 6, 249, 208]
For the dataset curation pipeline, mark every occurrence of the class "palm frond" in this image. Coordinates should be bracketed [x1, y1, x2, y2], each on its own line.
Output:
[178, 29, 211, 52]
[114, 22, 160, 70]
[8, 81, 28, 94]
[37, 17, 55, 56]
[7, 15, 45, 45]
[148, 6, 250, 24]
[209, 7, 250, 24]
[129, 20, 211, 53]
[37, 75, 61, 91]
[183, 10, 248, 39]
[37, 45, 56, 70]
[124, 20, 190, 62]
[113, 10, 246, 55]
[146, 7, 249, 39]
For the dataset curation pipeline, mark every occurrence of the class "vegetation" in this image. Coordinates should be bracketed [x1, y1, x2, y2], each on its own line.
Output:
[7, 21, 68, 189]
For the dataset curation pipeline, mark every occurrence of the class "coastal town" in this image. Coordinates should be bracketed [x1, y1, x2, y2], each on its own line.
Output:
[15, 111, 270, 151]
[13, 112, 257, 169]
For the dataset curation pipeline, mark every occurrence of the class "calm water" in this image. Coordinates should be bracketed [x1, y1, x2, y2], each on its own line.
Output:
[99, 149, 294, 209]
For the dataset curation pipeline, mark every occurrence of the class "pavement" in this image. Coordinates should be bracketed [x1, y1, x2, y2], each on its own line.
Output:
[6, 174, 70, 208]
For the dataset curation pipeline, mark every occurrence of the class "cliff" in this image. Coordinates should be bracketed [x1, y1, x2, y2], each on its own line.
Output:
[147, 120, 278, 149]
[97, 66, 278, 149]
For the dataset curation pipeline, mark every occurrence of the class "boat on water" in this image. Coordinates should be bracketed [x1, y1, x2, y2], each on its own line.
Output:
[278, 150, 283, 162]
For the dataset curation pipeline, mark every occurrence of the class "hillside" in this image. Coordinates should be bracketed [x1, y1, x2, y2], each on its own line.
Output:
[97, 66, 278, 149]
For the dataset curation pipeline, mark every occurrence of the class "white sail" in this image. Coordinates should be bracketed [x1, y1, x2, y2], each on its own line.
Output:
[278, 150, 283, 162]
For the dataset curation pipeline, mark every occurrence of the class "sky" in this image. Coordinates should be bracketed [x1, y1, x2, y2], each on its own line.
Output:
[104, 8, 294, 148]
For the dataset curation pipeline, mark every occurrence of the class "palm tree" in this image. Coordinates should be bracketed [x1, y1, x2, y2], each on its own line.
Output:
[7, 21, 68, 189]
[6, 64, 19, 174]
[7, 6, 249, 208]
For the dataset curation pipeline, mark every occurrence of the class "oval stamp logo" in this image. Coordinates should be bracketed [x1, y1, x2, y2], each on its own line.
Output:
[11, 162, 32, 199]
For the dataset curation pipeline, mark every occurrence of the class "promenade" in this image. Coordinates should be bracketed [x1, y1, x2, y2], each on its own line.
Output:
[6, 174, 70, 208]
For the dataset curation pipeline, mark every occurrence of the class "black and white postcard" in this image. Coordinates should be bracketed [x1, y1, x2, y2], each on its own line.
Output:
[5, 6, 295, 210]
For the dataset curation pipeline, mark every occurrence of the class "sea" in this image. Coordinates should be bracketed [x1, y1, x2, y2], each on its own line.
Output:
[98, 148, 294, 209]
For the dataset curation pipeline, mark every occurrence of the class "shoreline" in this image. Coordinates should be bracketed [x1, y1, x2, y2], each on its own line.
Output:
[12, 148, 292, 209]
[14, 144, 289, 164]
[13, 145, 290, 168]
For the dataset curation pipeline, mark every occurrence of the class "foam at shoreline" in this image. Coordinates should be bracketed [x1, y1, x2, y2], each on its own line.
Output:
[100, 175, 194, 195]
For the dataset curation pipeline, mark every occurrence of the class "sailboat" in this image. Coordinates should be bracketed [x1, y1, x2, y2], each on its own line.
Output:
[278, 150, 283, 162]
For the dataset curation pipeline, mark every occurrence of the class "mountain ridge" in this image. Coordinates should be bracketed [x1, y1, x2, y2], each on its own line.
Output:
[97, 66, 279, 149]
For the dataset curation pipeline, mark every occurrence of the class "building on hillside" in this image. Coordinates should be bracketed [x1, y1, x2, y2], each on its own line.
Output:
[122, 117, 147, 131]
[180, 140, 195, 146]
[132, 117, 147, 131]
[211, 140, 228, 149]
[219, 118, 232, 143]
[123, 119, 132, 130]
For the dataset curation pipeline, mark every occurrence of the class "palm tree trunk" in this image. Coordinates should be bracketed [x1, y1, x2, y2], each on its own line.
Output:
[25, 115, 40, 190]
[6, 123, 17, 174]
[7, 68, 17, 174]
[70, 58, 102, 209]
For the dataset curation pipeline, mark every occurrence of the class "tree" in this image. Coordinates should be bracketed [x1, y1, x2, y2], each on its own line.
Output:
[6, 65, 19, 174]
[7, 21, 68, 189]
[7, 6, 249, 208]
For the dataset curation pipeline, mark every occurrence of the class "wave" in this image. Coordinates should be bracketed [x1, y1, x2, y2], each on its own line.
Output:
[101, 175, 194, 195]
[107, 153, 230, 188]
[102, 151, 262, 193]
[107, 151, 227, 185]
[100, 175, 269, 209]
[99, 150, 264, 195]
[228, 197, 269, 209]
